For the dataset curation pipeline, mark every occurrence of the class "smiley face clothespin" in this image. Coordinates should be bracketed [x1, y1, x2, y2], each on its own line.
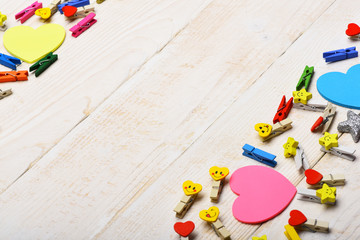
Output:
[174, 180, 202, 218]
[199, 206, 231, 240]
[297, 183, 337, 205]
[283, 137, 309, 171]
[209, 166, 229, 202]
[319, 132, 356, 161]
[174, 221, 195, 240]
[255, 118, 293, 142]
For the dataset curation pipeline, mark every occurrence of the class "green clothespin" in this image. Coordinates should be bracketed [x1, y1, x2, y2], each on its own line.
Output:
[29, 52, 58, 77]
[296, 65, 314, 91]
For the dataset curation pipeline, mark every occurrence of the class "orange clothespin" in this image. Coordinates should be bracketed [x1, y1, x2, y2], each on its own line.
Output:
[273, 95, 293, 124]
[0, 71, 28, 83]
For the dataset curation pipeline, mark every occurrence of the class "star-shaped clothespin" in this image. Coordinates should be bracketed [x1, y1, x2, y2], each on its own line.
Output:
[319, 132, 338, 150]
[292, 89, 312, 104]
[316, 183, 336, 204]
[283, 137, 298, 158]
[338, 110, 360, 143]
[252, 235, 267, 240]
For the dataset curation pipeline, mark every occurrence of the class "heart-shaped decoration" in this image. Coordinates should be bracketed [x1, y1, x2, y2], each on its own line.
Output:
[62, 6, 77, 17]
[304, 169, 323, 185]
[199, 206, 219, 222]
[182, 180, 202, 196]
[230, 166, 296, 223]
[174, 221, 195, 237]
[288, 210, 307, 226]
[3, 24, 65, 63]
[209, 166, 229, 181]
[255, 123, 272, 137]
[35, 8, 51, 19]
[346, 23, 360, 36]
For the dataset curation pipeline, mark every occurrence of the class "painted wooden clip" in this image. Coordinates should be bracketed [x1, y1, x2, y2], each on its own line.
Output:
[311, 103, 336, 133]
[0, 89, 12, 100]
[15, 1, 42, 24]
[199, 206, 231, 240]
[273, 95, 293, 124]
[97, 0, 105, 3]
[69, 12, 97, 38]
[255, 118, 292, 142]
[64, 5, 94, 19]
[252, 235, 267, 240]
[288, 209, 329, 233]
[35, 0, 61, 19]
[58, 0, 90, 14]
[319, 132, 356, 161]
[292, 89, 327, 112]
[296, 65, 314, 91]
[305, 169, 345, 188]
[0, 11, 7, 31]
[284, 224, 301, 240]
[297, 183, 336, 205]
[30, 52, 58, 77]
[283, 137, 309, 171]
[323, 47, 358, 63]
[209, 166, 229, 202]
[174, 180, 202, 218]
[0, 53, 21, 70]
[242, 144, 277, 167]
[174, 221, 195, 240]
[0, 71, 28, 83]
[345, 23, 360, 39]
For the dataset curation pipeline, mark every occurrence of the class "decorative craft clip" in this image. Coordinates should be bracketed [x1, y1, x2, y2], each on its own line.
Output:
[283, 137, 309, 171]
[311, 103, 336, 133]
[297, 183, 336, 205]
[323, 47, 358, 63]
[273, 95, 293, 124]
[69, 12, 97, 38]
[305, 169, 345, 188]
[284, 224, 301, 240]
[30, 52, 58, 77]
[288, 209, 329, 233]
[296, 65, 314, 91]
[199, 206, 231, 240]
[0, 11, 7, 31]
[64, 5, 94, 19]
[338, 110, 360, 143]
[319, 132, 356, 161]
[0, 53, 21, 70]
[0, 89, 12, 100]
[252, 235, 267, 240]
[209, 166, 229, 202]
[346, 23, 360, 39]
[293, 89, 327, 112]
[58, 0, 90, 14]
[174, 221, 195, 240]
[255, 118, 292, 142]
[96, 0, 105, 3]
[15, 1, 42, 24]
[242, 144, 277, 167]
[174, 180, 202, 218]
[0, 71, 28, 83]
[35, 0, 61, 19]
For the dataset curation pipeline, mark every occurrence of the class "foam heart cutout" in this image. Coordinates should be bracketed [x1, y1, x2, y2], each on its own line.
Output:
[62, 6, 77, 17]
[346, 23, 360, 36]
[182, 180, 202, 196]
[288, 210, 307, 226]
[174, 221, 195, 237]
[199, 206, 219, 222]
[209, 166, 229, 181]
[255, 123, 272, 137]
[3, 24, 65, 63]
[230, 166, 296, 223]
[304, 169, 323, 185]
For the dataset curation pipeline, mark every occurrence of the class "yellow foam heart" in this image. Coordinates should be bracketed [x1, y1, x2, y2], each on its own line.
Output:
[35, 8, 51, 19]
[182, 180, 202, 196]
[3, 24, 65, 63]
[209, 166, 229, 181]
[199, 206, 219, 222]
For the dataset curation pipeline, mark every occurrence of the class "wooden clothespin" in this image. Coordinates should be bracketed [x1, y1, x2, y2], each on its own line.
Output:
[0, 53, 21, 70]
[284, 224, 301, 240]
[346, 23, 360, 39]
[273, 95, 293, 124]
[255, 118, 292, 142]
[305, 169, 345, 188]
[174, 180, 202, 218]
[0, 71, 28, 83]
[319, 132, 356, 161]
[288, 209, 329, 233]
[70, 12, 97, 38]
[35, 0, 61, 19]
[209, 166, 229, 202]
[199, 206, 231, 240]
[297, 183, 336, 205]
[283, 137, 309, 171]
[252, 235, 267, 240]
[96, 0, 105, 3]
[174, 221, 195, 240]
[311, 103, 336, 133]
[15, 1, 42, 24]
[0, 89, 12, 100]
[30, 52, 58, 77]
[64, 5, 94, 19]
[296, 65, 314, 91]
[58, 0, 90, 14]
[242, 144, 277, 167]
[0, 12, 7, 31]
[292, 89, 327, 112]
[323, 47, 358, 62]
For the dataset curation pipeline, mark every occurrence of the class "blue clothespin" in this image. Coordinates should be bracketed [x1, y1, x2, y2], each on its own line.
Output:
[0, 53, 21, 70]
[242, 144, 277, 167]
[323, 47, 358, 62]
[58, 0, 90, 14]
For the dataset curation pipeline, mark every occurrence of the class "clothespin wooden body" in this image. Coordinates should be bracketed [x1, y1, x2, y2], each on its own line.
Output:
[0, 71, 28, 83]
[35, 0, 61, 19]
[0, 53, 21, 70]
[323, 47, 358, 62]
[30, 52, 58, 77]
[297, 183, 336, 205]
[293, 99, 327, 112]
[174, 180, 202, 218]
[66, 5, 94, 19]
[284, 224, 301, 240]
[209, 166, 229, 202]
[69, 12, 97, 38]
[288, 210, 329, 233]
[58, 0, 90, 14]
[296, 65, 314, 91]
[311, 103, 336, 133]
[255, 118, 292, 142]
[305, 169, 345, 188]
[0, 12, 7, 31]
[0, 89, 12, 100]
[174, 221, 195, 240]
[15, 1, 42, 24]
[199, 206, 231, 240]
[283, 137, 309, 170]
[242, 144, 277, 167]
[273, 95, 293, 124]
[319, 132, 356, 161]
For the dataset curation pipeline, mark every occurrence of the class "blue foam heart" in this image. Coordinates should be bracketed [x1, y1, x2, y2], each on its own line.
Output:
[317, 64, 360, 109]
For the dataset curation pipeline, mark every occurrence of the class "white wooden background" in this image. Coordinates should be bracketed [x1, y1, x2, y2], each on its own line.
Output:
[0, 0, 359, 239]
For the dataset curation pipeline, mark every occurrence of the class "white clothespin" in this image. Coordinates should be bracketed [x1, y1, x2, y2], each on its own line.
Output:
[293, 100, 327, 112]
[283, 137, 310, 171]
[255, 118, 292, 142]
[288, 210, 329, 233]
[319, 132, 356, 161]
[297, 183, 336, 205]
[311, 103, 336, 133]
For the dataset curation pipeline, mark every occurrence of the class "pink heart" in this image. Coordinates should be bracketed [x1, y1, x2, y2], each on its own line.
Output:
[230, 166, 296, 224]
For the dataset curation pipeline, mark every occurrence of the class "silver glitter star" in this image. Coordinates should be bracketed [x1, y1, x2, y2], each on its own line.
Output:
[337, 110, 360, 143]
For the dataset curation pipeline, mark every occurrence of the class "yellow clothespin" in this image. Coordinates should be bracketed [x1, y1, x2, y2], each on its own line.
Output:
[297, 183, 336, 205]
[252, 235, 267, 240]
[35, 0, 61, 19]
[284, 224, 301, 240]
[0, 11, 7, 31]
[97, 0, 105, 3]
[319, 132, 356, 161]
[174, 180, 202, 218]
[255, 118, 292, 141]
[199, 206, 231, 240]
[283, 137, 309, 170]
[288, 210, 329, 233]
[209, 166, 229, 202]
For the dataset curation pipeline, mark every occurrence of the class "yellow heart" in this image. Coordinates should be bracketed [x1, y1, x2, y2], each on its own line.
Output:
[182, 180, 202, 196]
[255, 123, 272, 137]
[35, 8, 51, 19]
[3, 24, 65, 63]
[209, 166, 229, 181]
[199, 206, 219, 222]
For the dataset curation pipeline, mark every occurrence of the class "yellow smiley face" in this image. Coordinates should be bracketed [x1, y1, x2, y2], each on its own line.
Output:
[209, 166, 229, 181]
[182, 180, 202, 196]
[199, 206, 219, 222]
[255, 123, 272, 137]
[35, 8, 51, 19]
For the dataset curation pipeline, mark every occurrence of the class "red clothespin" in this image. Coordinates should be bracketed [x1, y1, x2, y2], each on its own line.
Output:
[0, 71, 28, 83]
[273, 95, 293, 124]
[69, 12, 96, 38]
[346, 23, 360, 39]
[15, 1, 43, 24]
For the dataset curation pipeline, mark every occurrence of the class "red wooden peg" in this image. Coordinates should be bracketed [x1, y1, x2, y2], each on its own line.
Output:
[273, 95, 293, 124]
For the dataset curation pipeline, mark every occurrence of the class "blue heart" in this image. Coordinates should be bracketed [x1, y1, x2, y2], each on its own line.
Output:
[317, 64, 360, 109]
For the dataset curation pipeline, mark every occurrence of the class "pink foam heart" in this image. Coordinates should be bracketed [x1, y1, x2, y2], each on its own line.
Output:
[230, 165, 296, 224]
